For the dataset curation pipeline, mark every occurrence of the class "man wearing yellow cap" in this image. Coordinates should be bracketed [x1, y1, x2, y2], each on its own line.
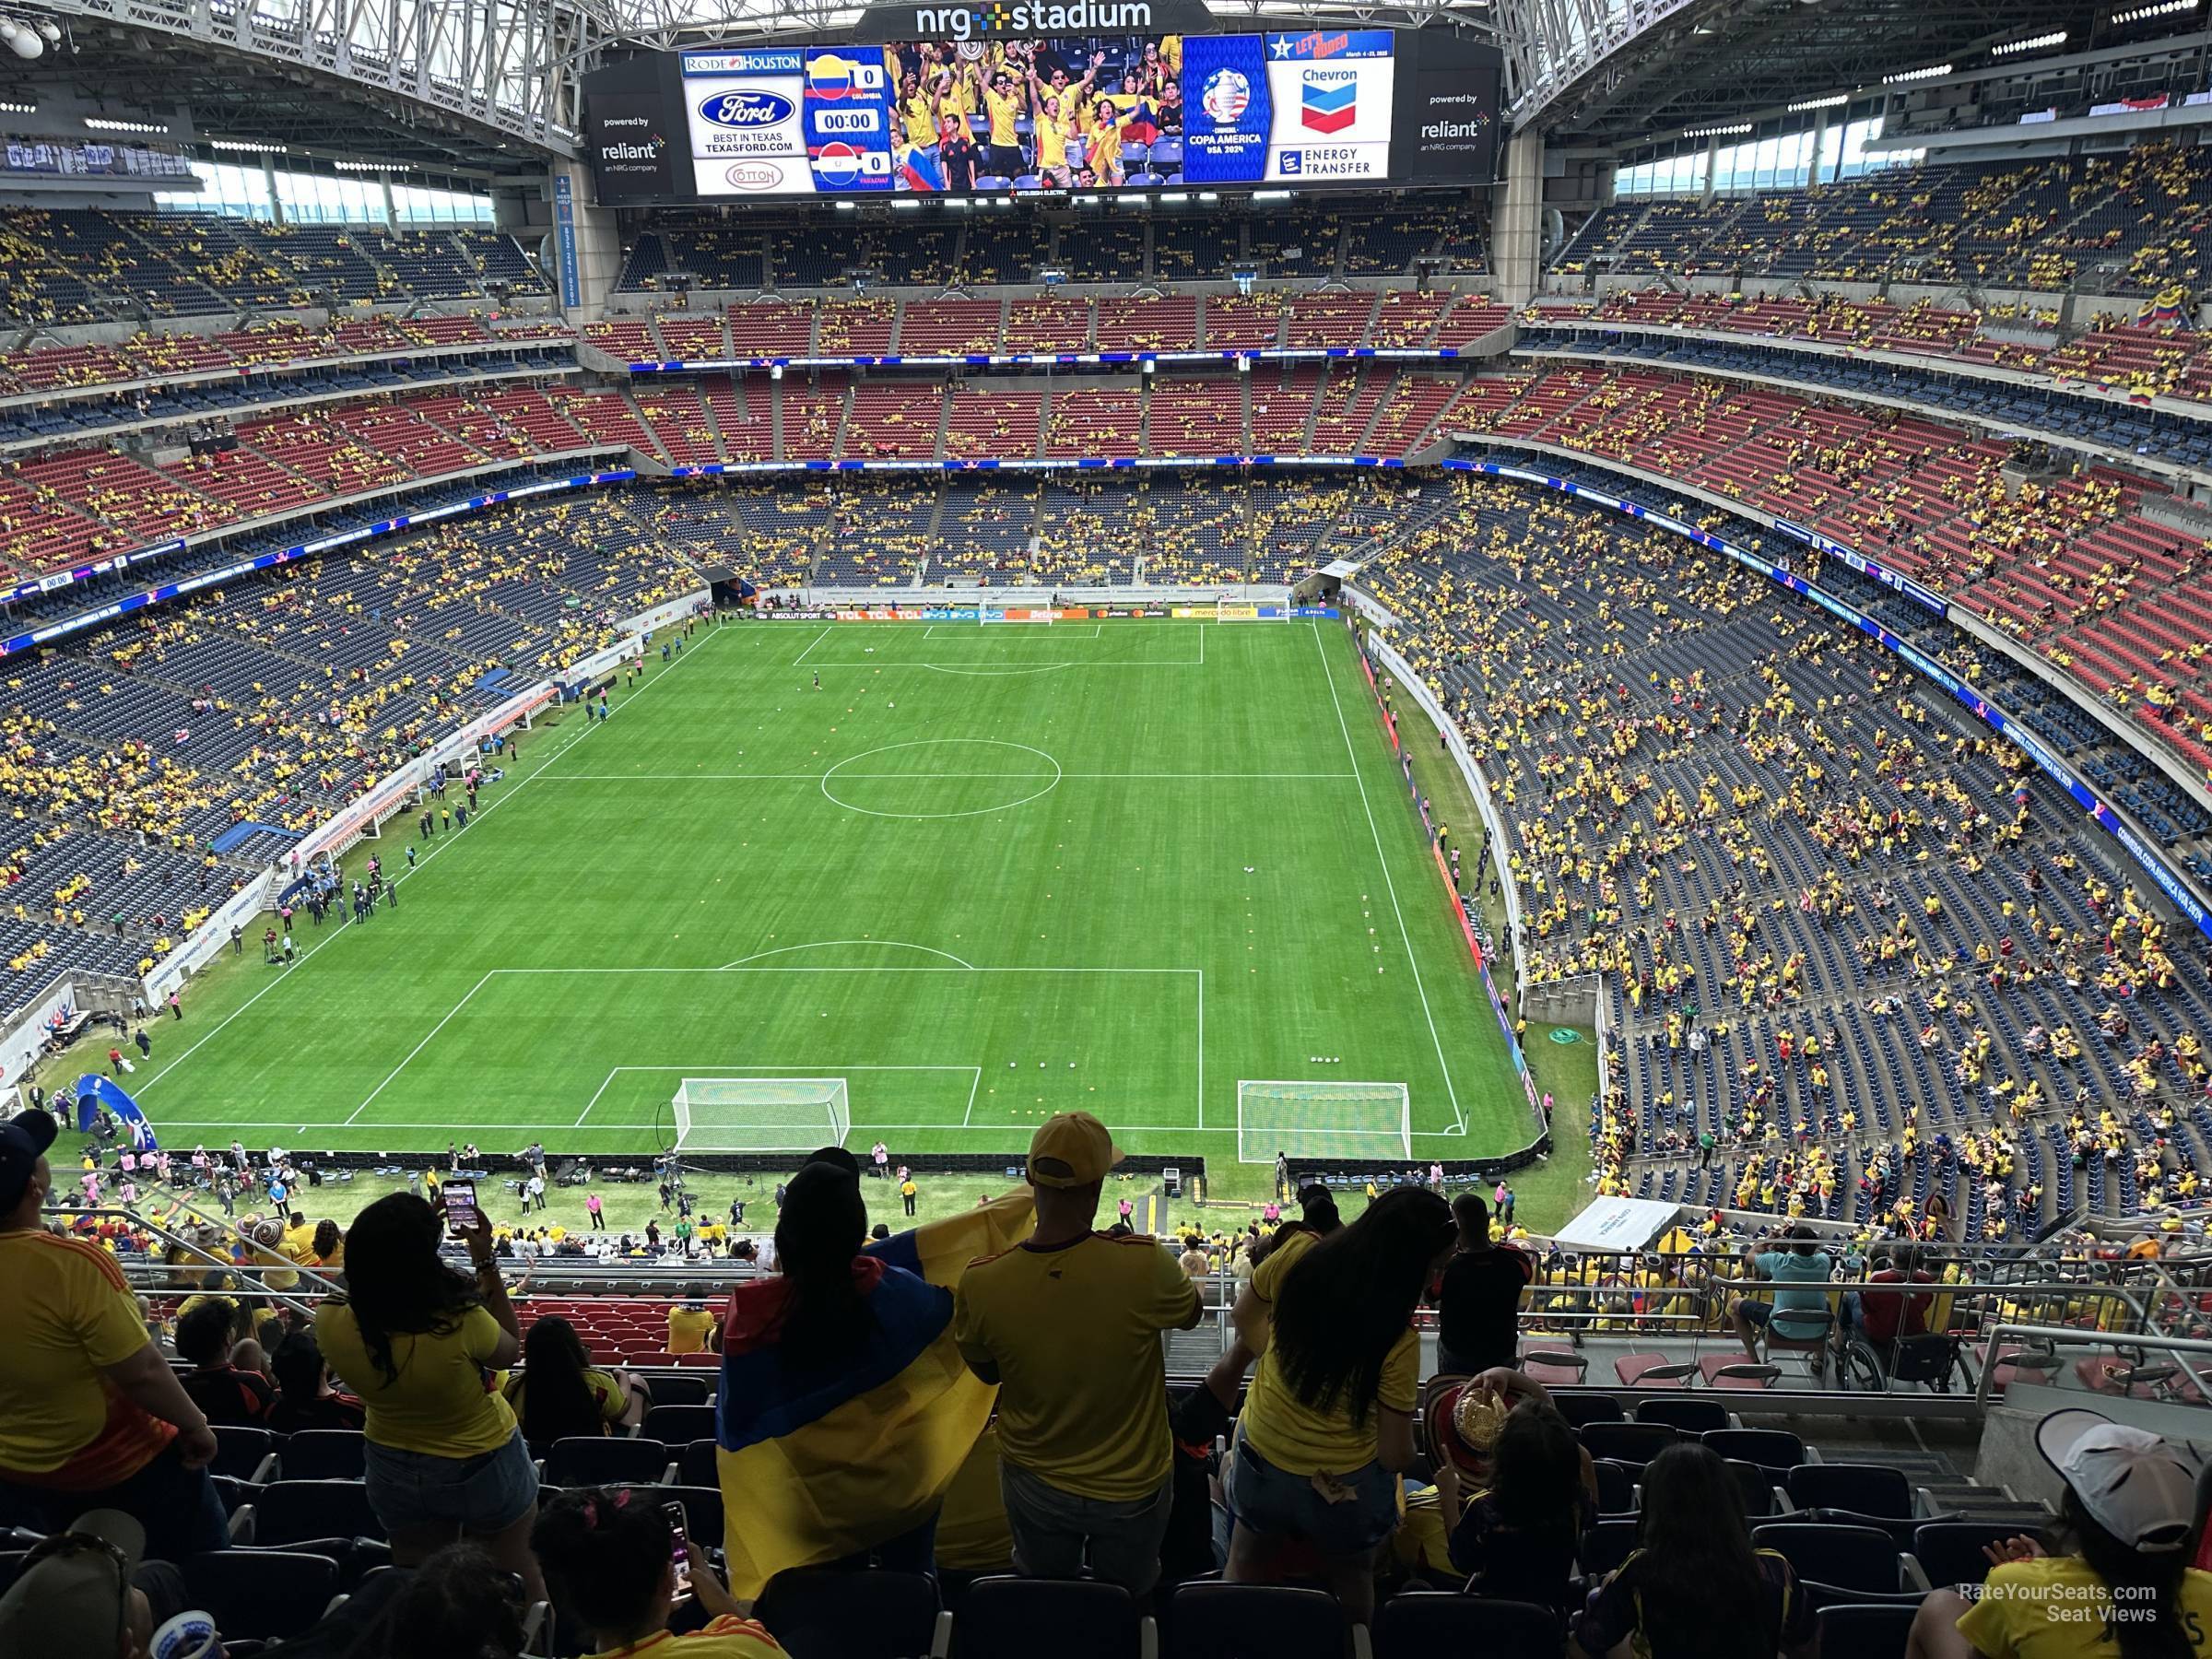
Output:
[952, 1112, 1201, 1595]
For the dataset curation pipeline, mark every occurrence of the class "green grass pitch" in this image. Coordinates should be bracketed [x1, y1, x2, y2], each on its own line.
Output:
[114, 618, 1534, 1168]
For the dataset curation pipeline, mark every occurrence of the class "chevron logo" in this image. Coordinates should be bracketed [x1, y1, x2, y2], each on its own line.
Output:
[1300, 72, 1356, 134]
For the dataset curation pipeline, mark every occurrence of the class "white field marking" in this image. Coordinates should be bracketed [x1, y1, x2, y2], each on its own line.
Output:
[331, 964, 1200, 1135]
[791, 626, 832, 665]
[155, 1119, 1240, 1134]
[821, 738, 1061, 820]
[344, 971, 495, 1124]
[487, 965, 1196, 974]
[135, 633, 724, 1097]
[924, 623, 1102, 639]
[577, 1062, 981, 1128]
[535, 771, 1357, 782]
[1311, 619, 1463, 1128]
[962, 1065, 980, 1126]
[718, 940, 977, 971]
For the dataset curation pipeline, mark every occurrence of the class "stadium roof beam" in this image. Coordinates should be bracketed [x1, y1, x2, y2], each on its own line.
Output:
[1496, 0, 2102, 139]
[32, 0, 615, 158]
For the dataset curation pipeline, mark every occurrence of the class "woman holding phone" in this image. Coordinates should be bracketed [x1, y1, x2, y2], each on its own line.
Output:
[316, 1191, 545, 1604]
[535, 1486, 786, 1656]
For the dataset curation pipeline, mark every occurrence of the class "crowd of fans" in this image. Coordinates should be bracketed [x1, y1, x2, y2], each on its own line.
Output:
[1364, 475, 2212, 1242]
[1554, 141, 2212, 296]
[0, 1107, 2206, 1657]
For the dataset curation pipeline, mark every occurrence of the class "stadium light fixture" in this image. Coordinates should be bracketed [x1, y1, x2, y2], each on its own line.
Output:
[86, 116, 170, 135]
[1788, 93, 1849, 112]
[1159, 191, 1189, 204]
[2112, 0, 2194, 22]
[1683, 122, 1751, 138]
[0, 99, 35, 114]
[834, 200, 854, 210]
[1991, 30, 2066, 54]
[210, 137, 286, 154]
[1883, 62, 1954, 84]
[1252, 189, 1292, 201]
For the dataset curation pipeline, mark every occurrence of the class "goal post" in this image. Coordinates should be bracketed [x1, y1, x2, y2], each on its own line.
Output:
[671, 1077, 850, 1154]
[1237, 1079, 1412, 1163]
[1214, 599, 1291, 622]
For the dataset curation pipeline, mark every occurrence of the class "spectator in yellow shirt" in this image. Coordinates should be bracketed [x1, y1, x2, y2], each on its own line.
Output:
[316, 1194, 544, 1604]
[666, 1300, 718, 1357]
[0, 1108, 227, 1561]
[1218, 1186, 1455, 1623]
[953, 1112, 1201, 1595]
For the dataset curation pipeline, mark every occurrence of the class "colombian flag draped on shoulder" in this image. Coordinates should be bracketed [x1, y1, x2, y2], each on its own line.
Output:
[715, 1189, 1034, 1596]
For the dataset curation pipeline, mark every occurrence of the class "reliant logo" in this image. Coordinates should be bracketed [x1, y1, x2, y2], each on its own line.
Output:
[1421, 117, 1488, 139]
[600, 139, 665, 161]
[911, 1, 1150, 41]
[699, 89, 798, 127]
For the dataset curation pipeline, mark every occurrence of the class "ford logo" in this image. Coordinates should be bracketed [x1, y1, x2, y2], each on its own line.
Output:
[700, 89, 795, 127]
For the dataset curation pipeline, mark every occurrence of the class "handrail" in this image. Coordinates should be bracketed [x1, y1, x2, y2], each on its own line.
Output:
[1971, 1319, 2212, 1412]
[52, 1199, 341, 1320]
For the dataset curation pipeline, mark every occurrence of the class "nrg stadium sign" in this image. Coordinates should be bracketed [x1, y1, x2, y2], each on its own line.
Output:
[858, 0, 1215, 37]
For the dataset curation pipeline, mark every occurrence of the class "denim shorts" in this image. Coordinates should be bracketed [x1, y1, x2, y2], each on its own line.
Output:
[1227, 1429, 1398, 1555]
[363, 1429, 539, 1535]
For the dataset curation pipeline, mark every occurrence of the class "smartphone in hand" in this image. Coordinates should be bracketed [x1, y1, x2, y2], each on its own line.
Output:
[665, 1501, 693, 1600]
[442, 1179, 480, 1238]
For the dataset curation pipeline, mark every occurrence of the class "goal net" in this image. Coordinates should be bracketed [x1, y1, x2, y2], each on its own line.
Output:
[671, 1077, 850, 1153]
[1214, 599, 1288, 622]
[1237, 1079, 1412, 1163]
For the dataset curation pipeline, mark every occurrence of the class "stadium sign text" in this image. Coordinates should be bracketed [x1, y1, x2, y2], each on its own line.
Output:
[909, 0, 1153, 40]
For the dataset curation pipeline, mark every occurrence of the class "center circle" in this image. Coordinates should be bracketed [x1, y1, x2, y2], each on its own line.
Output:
[820, 738, 1063, 820]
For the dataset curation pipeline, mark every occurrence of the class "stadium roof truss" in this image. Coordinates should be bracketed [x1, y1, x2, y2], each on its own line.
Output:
[1495, 0, 2104, 140]
[40, 0, 615, 157]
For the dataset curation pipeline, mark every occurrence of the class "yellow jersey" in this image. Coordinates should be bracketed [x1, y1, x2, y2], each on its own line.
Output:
[1238, 1230, 1418, 1476]
[316, 1300, 518, 1457]
[666, 1304, 717, 1356]
[0, 1230, 173, 1485]
[1956, 1556, 2211, 1658]
[982, 86, 1022, 147]
[952, 1231, 1198, 1500]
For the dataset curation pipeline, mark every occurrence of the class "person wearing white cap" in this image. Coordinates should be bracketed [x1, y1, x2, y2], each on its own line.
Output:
[0, 1507, 175, 1656]
[1905, 1406, 2208, 1659]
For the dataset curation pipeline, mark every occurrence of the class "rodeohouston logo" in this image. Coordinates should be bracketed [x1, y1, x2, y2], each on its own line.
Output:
[910, 0, 1151, 40]
[699, 89, 797, 127]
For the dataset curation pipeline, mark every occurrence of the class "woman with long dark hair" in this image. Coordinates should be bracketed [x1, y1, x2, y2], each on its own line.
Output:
[715, 1159, 949, 1585]
[1905, 1409, 2206, 1659]
[501, 1314, 647, 1446]
[314, 1192, 543, 1602]
[1219, 1185, 1456, 1623]
[1436, 1393, 1594, 1612]
[534, 1487, 780, 1656]
[1570, 1443, 1816, 1659]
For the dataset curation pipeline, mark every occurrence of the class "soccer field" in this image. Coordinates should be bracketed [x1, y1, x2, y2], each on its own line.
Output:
[116, 617, 1534, 1170]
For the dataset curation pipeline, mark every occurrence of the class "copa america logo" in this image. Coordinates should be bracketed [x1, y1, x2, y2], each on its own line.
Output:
[1201, 67, 1249, 124]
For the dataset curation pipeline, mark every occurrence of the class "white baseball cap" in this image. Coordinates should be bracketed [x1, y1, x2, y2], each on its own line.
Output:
[2035, 1407, 2204, 1555]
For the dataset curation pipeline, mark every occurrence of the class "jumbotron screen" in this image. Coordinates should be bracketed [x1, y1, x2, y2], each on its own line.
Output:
[583, 6, 1500, 204]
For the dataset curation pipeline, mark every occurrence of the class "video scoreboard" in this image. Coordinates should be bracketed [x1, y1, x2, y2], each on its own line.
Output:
[584, 0, 1500, 205]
